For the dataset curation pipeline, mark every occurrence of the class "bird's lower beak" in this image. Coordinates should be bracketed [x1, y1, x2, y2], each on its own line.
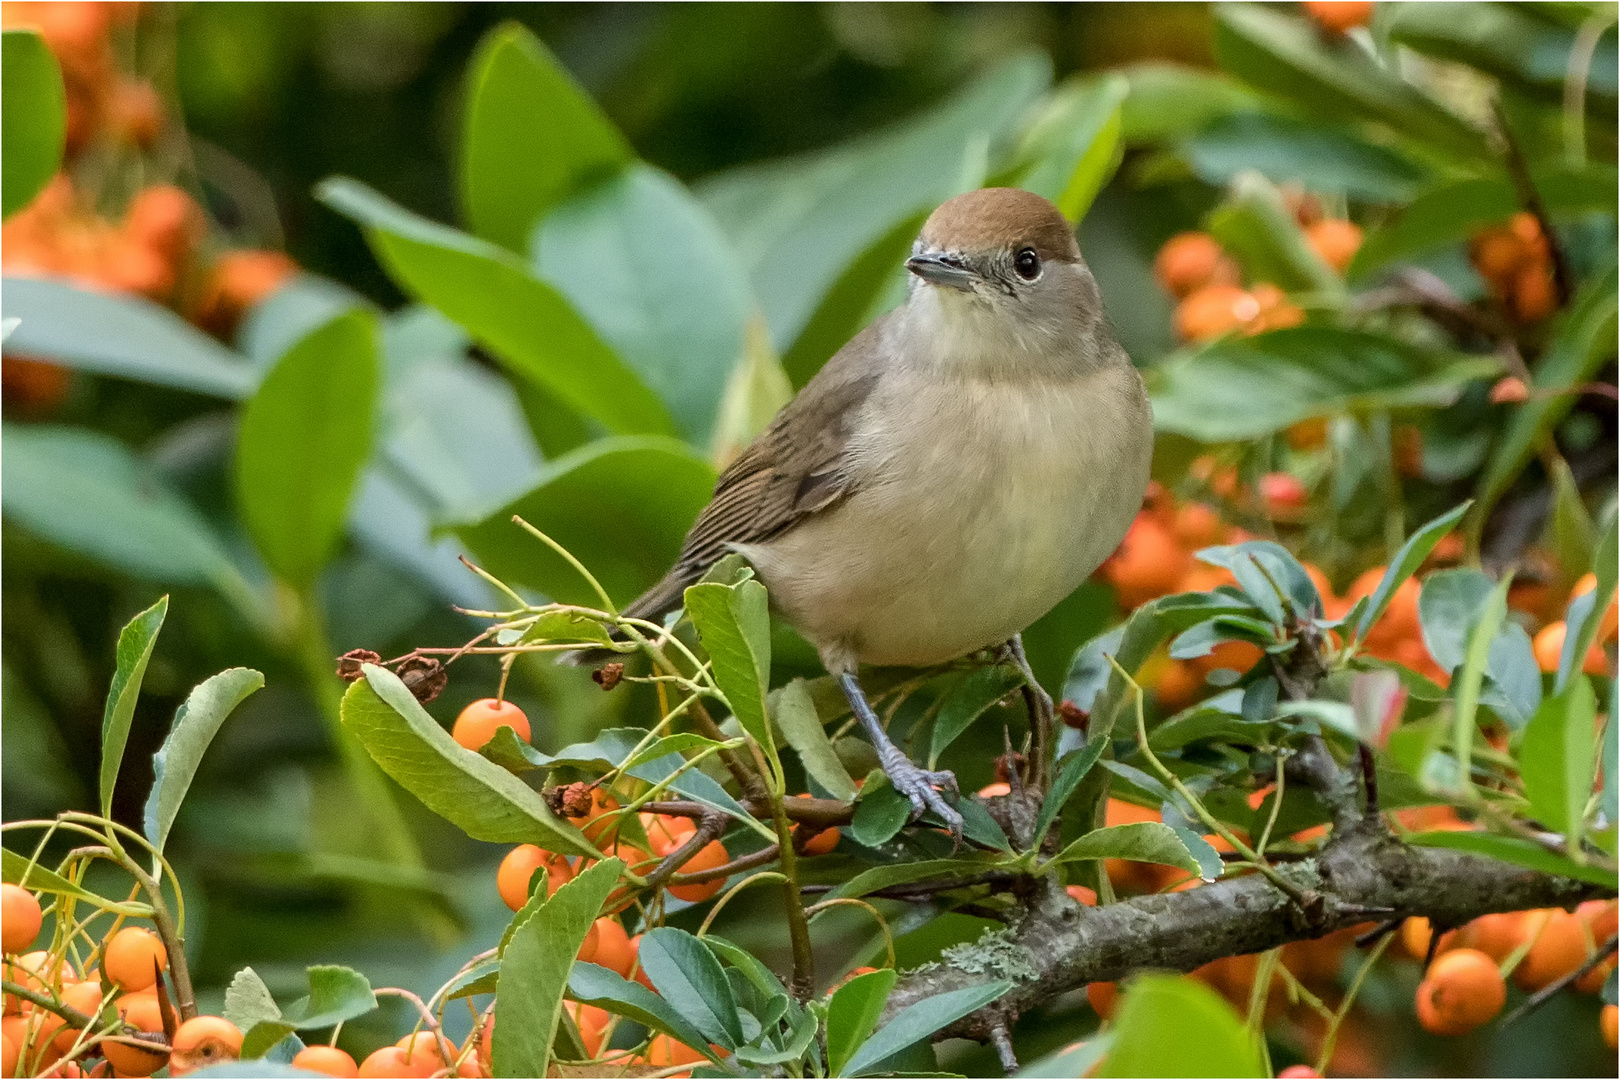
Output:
[906, 252, 978, 292]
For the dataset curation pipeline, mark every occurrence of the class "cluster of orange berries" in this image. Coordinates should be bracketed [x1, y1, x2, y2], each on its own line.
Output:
[1402, 900, 1616, 1041]
[1154, 203, 1362, 345]
[2, 883, 242, 1078]
[1469, 212, 1558, 325]
[1, 1, 297, 412]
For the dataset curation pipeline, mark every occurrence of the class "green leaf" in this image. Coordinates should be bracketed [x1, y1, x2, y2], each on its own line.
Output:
[851, 780, 913, 848]
[842, 981, 1013, 1076]
[1048, 822, 1199, 875]
[685, 578, 777, 766]
[142, 668, 265, 853]
[460, 22, 633, 253]
[1, 849, 152, 917]
[1118, 62, 1259, 143]
[930, 666, 1024, 768]
[1418, 569, 1542, 726]
[1197, 540, 1323, 624]
[455, 436, 715, 607]
[1149, 328, 1497, 444]
[1477, 264, 1620, 523]
[318, 177, 675, 438]
[1204, 172, 1339, 294]
[1034, 739, 1109, 847]
[1098, 974, 1263, 1078]
[223, 967, 282, 1035]
[1519, 677, 1599, 853]
[1549, 458, 1598, 586]
[621, 734, 736, 775]
[772, 678, 858, 801]
[536, 164, 751, 445]
[1409, 830, 1617, 887]
[235, 310, 379, 586]
[703, 936, 788, 1003]
[341, 666, 597, 857]
[828, 857, 1003, 902]
[494, 858, 623, 1078]
[827, 968, 898, 1077]
[1018, 1036, 1113, 1079]
[99, 596, 168, 817]
[1017, 74, 1129, 223]
[637, 928, 746, 1050]
[567, 962, 720, 1063]
[1, 30, 64, 217]
[699, 53, 1050, 353]
[1451, 575, 1512, 786]
[241, 965, 379, 1060]
[1, 277, 257, 398]
[1561, 507, 1617, 691]
[1183, 111, 1428, 202]
[1212, 3, 1488, 164]
[1, 425, 256, 610]
[1353, 503, 1471, 644]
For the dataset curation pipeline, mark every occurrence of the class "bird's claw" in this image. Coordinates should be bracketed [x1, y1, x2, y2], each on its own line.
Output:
[883, 753, 964, 844]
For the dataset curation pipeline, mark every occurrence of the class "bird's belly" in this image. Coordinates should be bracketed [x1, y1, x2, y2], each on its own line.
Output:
[740, 371, 1149, 670]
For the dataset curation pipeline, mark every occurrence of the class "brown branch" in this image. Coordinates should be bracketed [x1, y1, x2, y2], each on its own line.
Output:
[881, 820, 1612, 1042]
[669, 844, 783, 886]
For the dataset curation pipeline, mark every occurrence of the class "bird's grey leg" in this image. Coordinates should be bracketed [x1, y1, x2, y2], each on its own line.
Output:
[838, 672, 963, 839]
[1004, 633, 1055, 780]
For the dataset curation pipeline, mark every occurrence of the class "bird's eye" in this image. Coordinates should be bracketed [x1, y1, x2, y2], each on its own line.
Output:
[1014, 247, 1041, 281]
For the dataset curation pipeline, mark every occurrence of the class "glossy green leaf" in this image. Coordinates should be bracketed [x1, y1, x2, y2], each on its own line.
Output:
[1184, 112, 1428, 202]
[1, 849, 152, 917]
[828, 857, 1002, 902]
[1385, 3, 1617, 106]
[929, 665, 1024, 768]
[99, 596, 168, 817]
[1477, 263, 1619, 523]
[773, 678, 858, 801]
[1118, 62, 1259, 142]
[1150, 327, 1498, 443]
[1197, 540, 1323, 624]
[1561, 507, 1617, 691]
[536, 164, 751, 445]
[567, 962, 720, 1063]
[1549, 458, 1597, 587]
[851, 780, 912, 848]
[1017, 74, 1129, 222]
[1, 30, 65, 217]
[494, 858, 623, 1078]
[1204, 172, 1338, 293]
[143, 667, 265, 853]
[1410, 830, 1617, 887]
[242, 965, 379, 1059]
[699, 53, 1049, 352]
[1034, 738, 1109, 846]
[461, 22, 633, 252]
[1098, 974, 1262, 1077]
[637, 928, 746, 1050]
[455, 436, 715, 607]
[827, 968, 898, 1077]
[1352, 502, 1472, 645]
[235, 310, 378, 585]
[1520, 677, 1598, 852]
[1048, 821, 1199, 875]
[341, 666, 598, 857]
[2, 425, 255, 609]
[685, 578, 777, 765]
[842, 981, 1013, 1076]
[1452, 574, 1512, 787]
[318, 177, 675, 437]
[1, 277, 257, 398]
[1418, 568, 1542, 726]
[1212, 3, 1488, 164]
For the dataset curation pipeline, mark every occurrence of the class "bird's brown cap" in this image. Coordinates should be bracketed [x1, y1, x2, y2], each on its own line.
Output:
[918, 188, 1080, 264]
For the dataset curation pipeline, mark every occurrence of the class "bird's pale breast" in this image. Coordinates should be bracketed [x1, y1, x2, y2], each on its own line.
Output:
[737, 361, 1151, 672]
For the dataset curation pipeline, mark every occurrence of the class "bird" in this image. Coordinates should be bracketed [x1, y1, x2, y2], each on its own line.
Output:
[586, 187, 1152, 835]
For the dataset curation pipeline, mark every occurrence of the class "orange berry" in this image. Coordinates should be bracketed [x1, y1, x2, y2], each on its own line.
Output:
[627, 934, 654, 990]
[1246, 283, 1304, 333]
[587, 918, 636, 979]
[1470, 229, 1527, 285]
[53, 982, 103, 1052]
[1285, 416, 1329, 451]
[799, 825, 840, 856]
[1, 885, 42, 954]
[359, 1045, 434, 1078]
[1490, 376, 1530, 404]
[1401, 916, 1456, 962]
[1086, 981, 1118, 1020]
[977, 781, 1012, 799]
[194, 250, 298, 337]
[1511, 263, 1557, 323]
[640, 813, 697, 856]
[1191, 640, 1264, 677]
[1303, 1, 1374, 32]
[292, 1046, 360, 1077]
[103, 928, 167, 992]
[123, 185, 201, 266]
[1258, 471, 1308, 520]
[1065, 885, 1097, 906]
[646, 1034, 707, 1076]
[669, 840, 729, 903]
[1, 1032, 14, 1078]
[1, 356, 74, 414]
[1305, 219, 1362, 273]
[496, 845, 572, 911]
[105, 995, 167, 1076]
[1571, 574, 1619, 642]
[1104, 515, 1193, 609]
[1174, 284, 1261, 342]
[452, 699, 531, 752]
[1455, 911, 1527, 963]
[1172, 502, 1227, 549]
[169, 1016, 243, 1076]
[1152, 658, 1204, 712]
[1417, 948, 1505, 1034]
[395, 1031, 447, 1073]
[1578, 898, 1618, 943]
[574, 921, 603, 966]
[1532, 621, 1608, 675]
[1153, 232, 1237, 299]
[1603, 1004, 1617, 1049]
[99, 237, 176, 300]
[1576, 956, 1616, 995]
[1278, 1068, 1322, 1079]
[1515, 909, 1590, 992]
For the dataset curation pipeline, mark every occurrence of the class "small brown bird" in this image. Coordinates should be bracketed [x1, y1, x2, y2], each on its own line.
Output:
[599, 188, 1151, 832]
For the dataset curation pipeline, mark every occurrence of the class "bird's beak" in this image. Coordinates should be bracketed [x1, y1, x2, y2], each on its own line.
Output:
[906, 252, 978, 292]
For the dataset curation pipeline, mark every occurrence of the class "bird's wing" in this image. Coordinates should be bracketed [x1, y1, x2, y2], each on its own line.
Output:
[621, 322, 887, 621]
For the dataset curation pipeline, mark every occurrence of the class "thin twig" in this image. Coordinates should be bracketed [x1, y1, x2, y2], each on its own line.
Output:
[1498, 934, 1617, 1028]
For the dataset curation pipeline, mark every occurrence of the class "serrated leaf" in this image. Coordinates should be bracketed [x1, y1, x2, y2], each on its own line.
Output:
[223, 967, 281, 1035]
[851, 780, 912, 848]
[99, 596, 168, 817]
[638, 928, 745, 1050]
[143, 668, 264, 853]
[241, 966, 378, 1060]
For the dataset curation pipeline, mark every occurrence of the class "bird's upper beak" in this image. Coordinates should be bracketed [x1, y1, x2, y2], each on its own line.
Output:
[905, 252, 978, 292]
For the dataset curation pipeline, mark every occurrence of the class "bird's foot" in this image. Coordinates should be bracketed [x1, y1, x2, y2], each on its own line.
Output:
[881, 748, 962, 835]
